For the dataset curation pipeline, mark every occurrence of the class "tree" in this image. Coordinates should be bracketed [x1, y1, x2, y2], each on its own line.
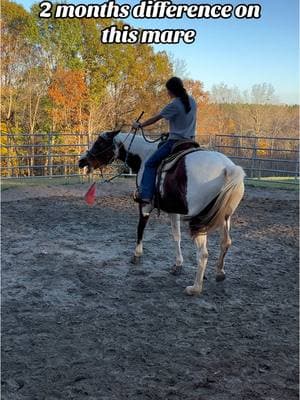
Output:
[168, 53, 189, 79]
[30, 3, 83, 71]
[249, 83, 278, 105]
[210, 83, 242, 104]
[1, 0, 37, 128]
[48, 68, 87, 133]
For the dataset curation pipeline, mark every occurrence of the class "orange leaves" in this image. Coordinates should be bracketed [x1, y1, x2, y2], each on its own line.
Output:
[48, 68, 88, 132]
[48, 68, 87, 109]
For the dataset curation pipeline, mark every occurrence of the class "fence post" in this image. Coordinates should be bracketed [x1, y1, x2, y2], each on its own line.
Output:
[295, 151, 299, 183]
[27, 134, 30, 177]
[47, 132, 53, 178]
[87, 132, 93, 183]
[7, 134, 11, 178]
[210, 135, 215, 150]
[212, 135, 218, 151]
[250, 138, 257, 179]
[258, 159, 261, 180]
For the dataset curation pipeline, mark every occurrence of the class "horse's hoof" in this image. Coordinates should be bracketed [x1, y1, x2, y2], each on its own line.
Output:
[170, 264, 183, 276]
[216, 272, 226, 282]
[184, 285, 202, 296]
[130, 255, 142, 265]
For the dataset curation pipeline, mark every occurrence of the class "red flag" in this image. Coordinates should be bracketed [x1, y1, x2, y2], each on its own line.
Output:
[84, 182, 96, 206]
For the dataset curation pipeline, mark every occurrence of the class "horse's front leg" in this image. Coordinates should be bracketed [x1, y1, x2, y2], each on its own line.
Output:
[169, 214, 184, 275]
[131, 205, 150, 264]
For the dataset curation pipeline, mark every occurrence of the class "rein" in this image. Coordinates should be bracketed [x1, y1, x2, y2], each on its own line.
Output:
[138, 126, 168, 144]
[103, 130, 166, 183]
[87, 111, 167, 183]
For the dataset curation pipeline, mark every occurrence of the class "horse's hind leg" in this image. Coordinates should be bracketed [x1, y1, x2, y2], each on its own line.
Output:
[215, 216, 232, 282]
[131, 205, 150, 264]
[185, 233, 208, 296]
[169, 214, 183, 275]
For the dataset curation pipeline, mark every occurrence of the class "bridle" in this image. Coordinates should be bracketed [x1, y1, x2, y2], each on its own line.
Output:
[85, 112, 140, 166]
[88, 128, 167, 163]
[85, 111, 168, 180]
[86, 145, 114, 161]
[86, 131, 132, 164]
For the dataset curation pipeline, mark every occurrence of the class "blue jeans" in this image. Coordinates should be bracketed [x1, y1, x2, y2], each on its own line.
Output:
[140, 139, 177, 200]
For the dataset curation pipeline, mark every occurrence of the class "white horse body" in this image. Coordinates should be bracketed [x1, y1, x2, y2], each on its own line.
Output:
[115, 132, 243, 217]
[178, 150, 236, 217]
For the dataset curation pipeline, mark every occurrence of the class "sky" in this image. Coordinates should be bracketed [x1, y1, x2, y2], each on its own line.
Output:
[18, 0, 299, 104]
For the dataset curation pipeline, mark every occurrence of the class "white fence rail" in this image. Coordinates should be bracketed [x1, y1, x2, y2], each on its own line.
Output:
[1, 133, 299, 186]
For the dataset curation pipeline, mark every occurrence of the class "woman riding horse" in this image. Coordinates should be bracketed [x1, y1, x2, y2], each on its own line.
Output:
[132, 77, 197, 212]
[79, 78, 245, 296]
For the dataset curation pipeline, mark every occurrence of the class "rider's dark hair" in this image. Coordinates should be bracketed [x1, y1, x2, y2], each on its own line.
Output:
[166, 77, 191, 113]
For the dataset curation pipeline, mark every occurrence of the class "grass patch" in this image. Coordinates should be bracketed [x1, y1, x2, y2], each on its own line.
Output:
[1, 176, 88, 191]
[1, 174, 135, 191]
[246, 177, 299, 190]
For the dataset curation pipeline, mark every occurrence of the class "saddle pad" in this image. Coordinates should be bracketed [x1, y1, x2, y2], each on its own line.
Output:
[160, 147, 203, 173]
[155, 147, 203, 212]
[171, 140, 199, 154]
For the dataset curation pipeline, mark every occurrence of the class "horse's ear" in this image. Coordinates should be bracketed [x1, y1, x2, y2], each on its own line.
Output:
[105, 129, 120, 140]
[100, 132, 109, 140]
[110, 129, 121, 136]
[101, 130, 120, 141]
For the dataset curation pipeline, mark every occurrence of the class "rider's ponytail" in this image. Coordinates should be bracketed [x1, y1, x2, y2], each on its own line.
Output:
[166, 77, 191, 113]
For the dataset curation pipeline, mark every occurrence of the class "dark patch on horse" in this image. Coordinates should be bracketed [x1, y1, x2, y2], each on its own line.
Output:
[79, 130, 121, 170]
[188, 195, 219, 238]
[137, 205, 150, 243]
[118, 144, 141, 174]
[157, 158, 188, 214]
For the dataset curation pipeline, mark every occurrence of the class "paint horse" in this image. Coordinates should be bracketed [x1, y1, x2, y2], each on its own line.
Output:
[79, 131, 245, 296]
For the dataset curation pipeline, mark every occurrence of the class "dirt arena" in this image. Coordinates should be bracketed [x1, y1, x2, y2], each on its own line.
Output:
[1, 180, 299, 400]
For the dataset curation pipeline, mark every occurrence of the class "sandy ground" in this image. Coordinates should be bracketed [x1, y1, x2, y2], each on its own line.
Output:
[1, 181, 299, 400]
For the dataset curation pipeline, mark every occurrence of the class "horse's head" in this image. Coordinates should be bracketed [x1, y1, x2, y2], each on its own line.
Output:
[79, 130, 120, 173]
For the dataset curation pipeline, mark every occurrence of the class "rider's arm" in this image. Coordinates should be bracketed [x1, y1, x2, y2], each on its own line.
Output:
[141, 114, 163, 127]
[132, 114, 162, 129]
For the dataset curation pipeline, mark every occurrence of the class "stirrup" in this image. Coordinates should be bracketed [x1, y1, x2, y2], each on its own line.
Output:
[141, 202, 152, 217]
[133, 190, 150, 205]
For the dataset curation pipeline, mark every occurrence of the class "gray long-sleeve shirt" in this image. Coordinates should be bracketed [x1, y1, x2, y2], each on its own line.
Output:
[159, 95, 197, 140]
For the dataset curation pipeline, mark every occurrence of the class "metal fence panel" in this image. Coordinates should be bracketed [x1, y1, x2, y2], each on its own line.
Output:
[1, 133, 299, 186]
[213, 134, 299, 186]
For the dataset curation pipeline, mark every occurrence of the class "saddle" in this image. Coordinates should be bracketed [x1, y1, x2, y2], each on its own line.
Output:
[154, 140, 202, 211]
[159, 139, 200, 173]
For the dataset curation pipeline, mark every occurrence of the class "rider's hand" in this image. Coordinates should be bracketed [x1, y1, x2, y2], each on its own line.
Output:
[132, 121, 141, 130]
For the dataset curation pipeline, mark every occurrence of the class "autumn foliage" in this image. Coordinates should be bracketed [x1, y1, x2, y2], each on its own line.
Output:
[1, 0, 299, 146]
[48, 69, 88, 133]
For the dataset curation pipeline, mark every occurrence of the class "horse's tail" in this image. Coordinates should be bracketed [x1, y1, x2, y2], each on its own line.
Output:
[189, 165, 245, 238]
